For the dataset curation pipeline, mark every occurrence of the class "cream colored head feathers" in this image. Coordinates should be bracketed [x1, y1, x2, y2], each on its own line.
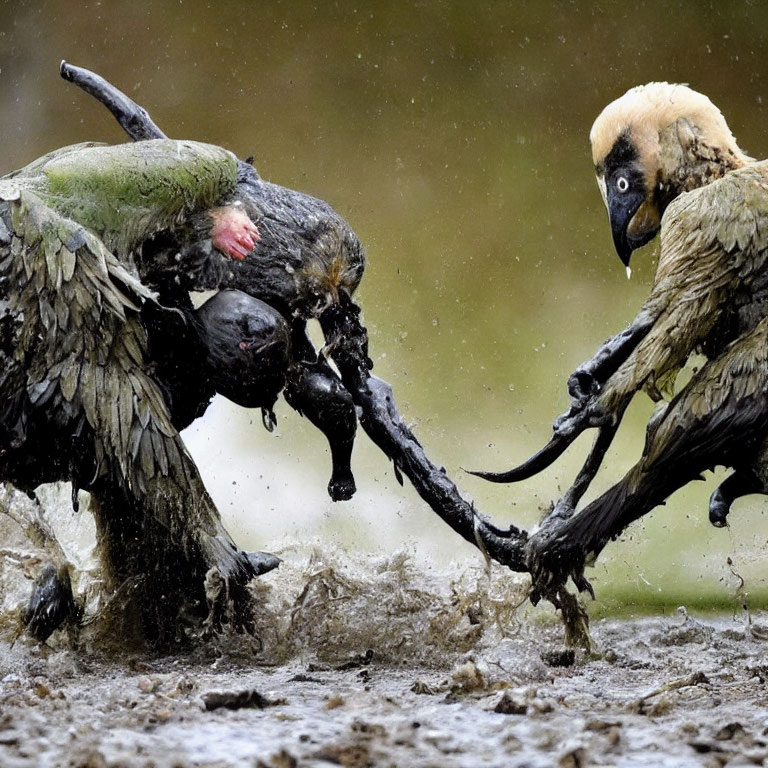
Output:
[591, 83, 749, 188]
[589, 83, 753, 268]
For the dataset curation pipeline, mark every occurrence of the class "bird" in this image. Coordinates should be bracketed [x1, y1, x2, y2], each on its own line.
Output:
[471, 83, 768, 598]
[0, 139, 273, 643]
[0, 132, 369, 643]
[566, 82, 768, 522]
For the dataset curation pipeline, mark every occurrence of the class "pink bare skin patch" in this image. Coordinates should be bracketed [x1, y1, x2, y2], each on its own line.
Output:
[210, 206, 261, 260]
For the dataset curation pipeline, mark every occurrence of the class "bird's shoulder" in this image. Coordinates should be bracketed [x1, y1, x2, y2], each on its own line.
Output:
[5, 140, 240, 257]
[657, 161, 768, 283]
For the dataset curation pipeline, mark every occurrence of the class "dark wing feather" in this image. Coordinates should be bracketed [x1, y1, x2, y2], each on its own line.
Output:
[642, 316, 768, 472]
[0, 188, 253, 588]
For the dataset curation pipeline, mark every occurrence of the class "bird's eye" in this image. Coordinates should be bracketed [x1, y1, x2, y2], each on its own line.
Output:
[616, 176, 629, 193]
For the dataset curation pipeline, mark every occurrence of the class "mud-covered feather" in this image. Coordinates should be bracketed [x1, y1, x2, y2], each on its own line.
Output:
[59, 353, 81, 402]
[60, 245, 77, 282]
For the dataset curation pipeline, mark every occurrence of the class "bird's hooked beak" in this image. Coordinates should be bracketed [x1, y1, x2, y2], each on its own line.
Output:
[613, 198, 661, 267]
[599, 176, 661, 268]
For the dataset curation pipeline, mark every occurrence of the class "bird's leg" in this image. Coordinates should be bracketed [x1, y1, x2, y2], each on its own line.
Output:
[565, 315, 655, 407]
[60, 61, 167, 141]
[539, 402, 627, 522]
[557, 420, 621, 513]
[526, 436, 706, 604]
[532, 315, 768, 602]
[709, 470, 764, 528]
[468, 319, 646, 486]
[284, 361, 358, 502]
[533, 315, 654, 450]
[319, 292, 530, 572]
[86, 467, 261, 649]
[283, 321, 358, 501]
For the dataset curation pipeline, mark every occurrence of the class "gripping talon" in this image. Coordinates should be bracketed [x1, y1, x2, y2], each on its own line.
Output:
[467, 430, 574, 484]
[262, 407, 277, 432]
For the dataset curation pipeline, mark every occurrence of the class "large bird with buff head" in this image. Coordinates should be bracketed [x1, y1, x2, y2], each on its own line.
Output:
[476, 83, 768, 602]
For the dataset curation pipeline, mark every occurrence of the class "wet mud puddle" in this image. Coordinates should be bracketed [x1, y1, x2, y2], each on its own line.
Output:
[1, 543, 767, 767]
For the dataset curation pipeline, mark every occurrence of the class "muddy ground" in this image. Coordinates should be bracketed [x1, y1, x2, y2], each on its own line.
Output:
[1, 534, 768, 768]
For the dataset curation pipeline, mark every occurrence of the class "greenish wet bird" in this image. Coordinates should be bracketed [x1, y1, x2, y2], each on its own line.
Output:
[0, 139, 271, 642]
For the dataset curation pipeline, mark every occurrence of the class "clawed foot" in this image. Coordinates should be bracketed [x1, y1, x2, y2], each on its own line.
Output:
[567, 366, 601, 408]
[553, 387, 613, 440]
[328, 470, 356, 502]
[210, 205, 260, 259]
[560, 364, 619, 437]
[525, 508, 595, 606]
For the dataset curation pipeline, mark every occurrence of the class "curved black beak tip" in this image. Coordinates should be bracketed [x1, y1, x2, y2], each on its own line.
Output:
[611, 227, 633, 268]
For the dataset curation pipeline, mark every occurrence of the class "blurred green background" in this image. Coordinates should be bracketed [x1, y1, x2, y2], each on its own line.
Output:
[2, 0, 767, 611]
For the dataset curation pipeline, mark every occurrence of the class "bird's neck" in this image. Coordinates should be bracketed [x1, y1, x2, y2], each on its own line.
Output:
[656, 125, 750, 208]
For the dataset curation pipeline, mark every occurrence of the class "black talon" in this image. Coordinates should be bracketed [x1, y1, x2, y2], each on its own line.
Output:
[708, 487, 730, 528]
[571, 570, 596, 600]
[708, 470, 763, 528]
[467, 431, 573, 484]
[328, 471, 356, 502]
[262, 407, 277, 433]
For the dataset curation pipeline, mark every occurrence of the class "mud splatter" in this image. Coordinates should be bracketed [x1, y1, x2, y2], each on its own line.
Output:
[2, 521, 768, 766]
